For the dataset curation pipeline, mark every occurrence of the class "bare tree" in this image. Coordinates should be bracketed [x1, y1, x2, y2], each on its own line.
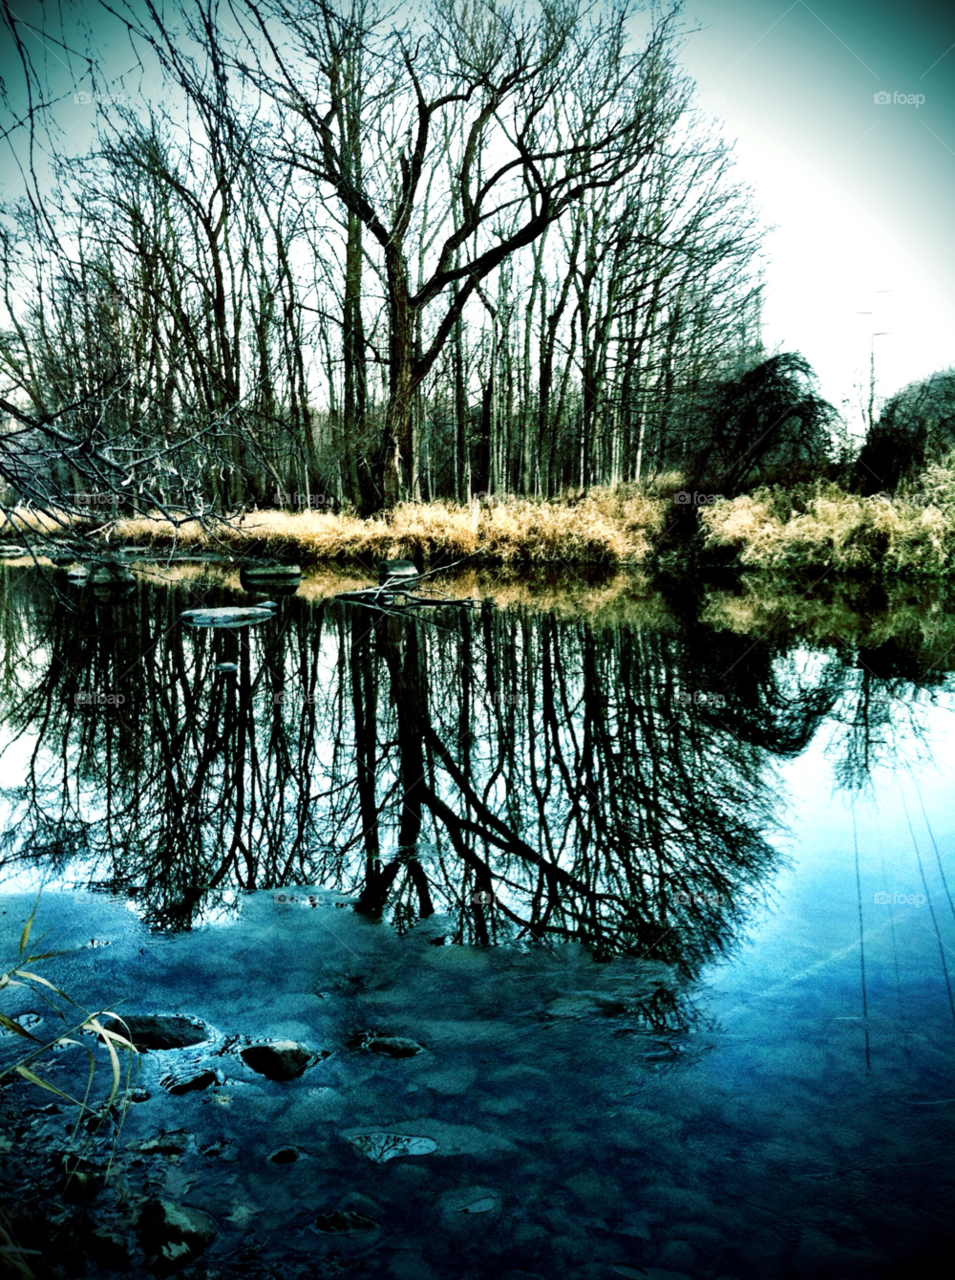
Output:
[214, 0, 680, 510]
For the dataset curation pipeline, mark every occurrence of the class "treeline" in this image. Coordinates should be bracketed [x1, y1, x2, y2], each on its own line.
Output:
[0, 0, 814, 520]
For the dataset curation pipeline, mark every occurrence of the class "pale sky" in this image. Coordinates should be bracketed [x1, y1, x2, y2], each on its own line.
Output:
[677, 0, 955, 435]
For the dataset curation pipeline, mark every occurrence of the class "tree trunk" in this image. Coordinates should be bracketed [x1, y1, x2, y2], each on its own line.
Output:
[377, 246, 415, 510]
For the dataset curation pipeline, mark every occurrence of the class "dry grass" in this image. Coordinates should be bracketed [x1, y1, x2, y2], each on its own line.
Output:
[8, 469, 955, 579]
[0, 507, 89, 537]
[700, 479, 955, 577]
[109, 489, 672, 567]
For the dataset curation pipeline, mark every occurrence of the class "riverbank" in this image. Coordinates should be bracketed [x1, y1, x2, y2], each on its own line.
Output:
[112, 490, 670, 567]
[3, 478, 955, 576]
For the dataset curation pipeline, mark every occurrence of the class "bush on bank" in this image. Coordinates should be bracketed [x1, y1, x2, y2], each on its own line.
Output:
[700, 473, 955, 576]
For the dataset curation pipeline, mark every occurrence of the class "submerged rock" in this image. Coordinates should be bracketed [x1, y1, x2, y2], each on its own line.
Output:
[378, 558, 419, 584]
[126, 1131, 193, 1156]
[267, 1146, 300, 1164]
[349, 1033, 427, 1058]
[239, 1040, 326, 1081]
[89, 564, 135, 584]
[159, 1069, 218, 1096]
[104, 1014, 209, 1051]
[240, 564, 301, 581]
[346, 1132, 438, 1163]
[239, 565, 301, 596]
[136, 1198, 217, 1272]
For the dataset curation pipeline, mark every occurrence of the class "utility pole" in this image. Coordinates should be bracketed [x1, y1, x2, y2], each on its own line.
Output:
[856, 290, 893, 433]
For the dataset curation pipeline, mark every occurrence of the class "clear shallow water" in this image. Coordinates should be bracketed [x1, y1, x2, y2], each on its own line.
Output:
[0, 563, 953, 1279]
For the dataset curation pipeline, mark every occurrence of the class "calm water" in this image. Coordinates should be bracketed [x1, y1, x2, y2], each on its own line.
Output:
[0, 563, 953, 1279]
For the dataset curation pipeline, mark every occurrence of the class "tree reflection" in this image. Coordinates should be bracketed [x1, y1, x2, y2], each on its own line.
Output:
[2, 566, 941, 1002]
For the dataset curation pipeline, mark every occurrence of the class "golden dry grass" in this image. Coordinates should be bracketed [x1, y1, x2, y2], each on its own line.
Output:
[700, 480, 955, 577]
[7, 468, 955, 578]
[109, 490, 672, 567]
[0, 507, 88, 537]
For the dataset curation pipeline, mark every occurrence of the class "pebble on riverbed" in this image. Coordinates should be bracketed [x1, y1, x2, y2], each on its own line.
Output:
[347, 1032, 427, 1057]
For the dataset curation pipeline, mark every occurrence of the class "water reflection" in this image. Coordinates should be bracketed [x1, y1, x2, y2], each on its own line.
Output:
[0, 567, 950, 986]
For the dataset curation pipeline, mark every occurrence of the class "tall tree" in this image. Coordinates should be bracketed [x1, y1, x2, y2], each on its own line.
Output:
[226, 0, 681, 510]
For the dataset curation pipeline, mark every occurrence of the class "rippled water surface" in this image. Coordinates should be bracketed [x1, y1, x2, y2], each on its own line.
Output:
[1, 562, 953, 1279]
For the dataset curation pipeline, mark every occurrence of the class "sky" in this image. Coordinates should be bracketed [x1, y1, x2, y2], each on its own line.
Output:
[0, 0, 953, 436]
[675, 0, 955, 435]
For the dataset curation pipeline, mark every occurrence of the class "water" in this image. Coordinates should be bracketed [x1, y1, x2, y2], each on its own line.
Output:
[0, 563, 953, 1278]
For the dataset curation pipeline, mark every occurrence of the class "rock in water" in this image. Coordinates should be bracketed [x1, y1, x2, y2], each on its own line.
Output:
[346, 1132, 438, 1162]
[378, 559, 419, 585]
[160, 1069, 218, 1095]
[239, 564, 301, 582]
[103, 1014, 208, 1050]
[349, 1033, 426, 1057]
[239, 1040, 324, 1081]
[89, 564, 135, 585]
[268, 1146, 300, 1164]
[136, 1199, 217, 1272]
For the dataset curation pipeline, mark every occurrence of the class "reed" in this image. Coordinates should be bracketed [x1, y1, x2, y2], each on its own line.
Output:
[110, 489, 671, 566]
[1, 895, 140, 1276]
